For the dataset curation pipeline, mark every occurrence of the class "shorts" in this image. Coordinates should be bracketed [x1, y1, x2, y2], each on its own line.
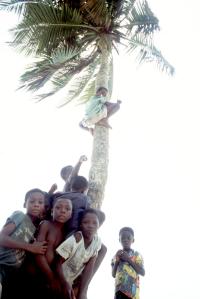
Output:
[115, 291, 131, 299]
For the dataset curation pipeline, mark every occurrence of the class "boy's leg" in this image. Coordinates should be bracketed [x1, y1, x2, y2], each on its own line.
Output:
[79, 121, 94, 135]
[96, 101, 121, 128]
[106, 100, 121, 118]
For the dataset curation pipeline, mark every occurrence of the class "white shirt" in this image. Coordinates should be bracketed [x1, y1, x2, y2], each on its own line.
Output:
[56, 232, 101, 284]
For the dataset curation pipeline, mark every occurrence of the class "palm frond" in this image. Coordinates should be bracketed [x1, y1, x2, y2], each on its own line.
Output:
[8, 1, 101, 55]
[35, 50, 100, 102]
[19, 56, 58, 92]
[125, 0, 159, 36]
[77, 78, 96, 104]
[0, 0, 41, 15]
[80, 0, 110, 27]
[19, 45, 80, 91]
[126, 34, 174, 75]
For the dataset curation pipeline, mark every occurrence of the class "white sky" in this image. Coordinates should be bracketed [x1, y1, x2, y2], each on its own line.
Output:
[0, 1, 200, 299]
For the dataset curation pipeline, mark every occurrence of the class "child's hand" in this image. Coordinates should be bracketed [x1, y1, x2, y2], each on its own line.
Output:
[28, 241, 47, 254]
[48, 183, 58, 194]
[79, 155, 87, 162]
[116, 250, 123, 261]
[119, 251, 130, 262]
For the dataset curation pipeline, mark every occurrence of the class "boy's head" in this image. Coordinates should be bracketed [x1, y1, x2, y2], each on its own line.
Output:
[71, 175, 88, 193]
[52, 196, 72, 223]
[96, 87, 108, 97]
[60, 165, 73, 181]
[24, 188, 46, 219]
[79, 208, 100, 238]
[119, 227, 134, 250]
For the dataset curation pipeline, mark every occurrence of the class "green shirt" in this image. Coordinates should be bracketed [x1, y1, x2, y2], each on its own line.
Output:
[85, 95, 107, 119]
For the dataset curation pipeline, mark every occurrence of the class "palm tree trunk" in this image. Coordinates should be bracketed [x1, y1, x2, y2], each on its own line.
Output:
[88, 45, 111, 209]
[88, 126, 109, 209]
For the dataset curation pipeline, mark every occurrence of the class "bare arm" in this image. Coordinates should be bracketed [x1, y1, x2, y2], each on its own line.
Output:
[0, 223, 47, 254]
[73, 155, 87, 176]
[35, 221, 55, 283]
[76, 255, 97, 299]
[92, 243, 107, 276]
[48, 183, 58, 195]
[54, 255, 73, 299]
[64, 155, 87, 190]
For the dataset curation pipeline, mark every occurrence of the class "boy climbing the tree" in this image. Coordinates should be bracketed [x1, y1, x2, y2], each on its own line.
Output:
[79, 87, 121, 134]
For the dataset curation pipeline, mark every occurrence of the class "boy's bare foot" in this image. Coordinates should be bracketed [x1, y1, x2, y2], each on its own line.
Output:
[79, 121, 89, 131]
[79, 121, 94, 136]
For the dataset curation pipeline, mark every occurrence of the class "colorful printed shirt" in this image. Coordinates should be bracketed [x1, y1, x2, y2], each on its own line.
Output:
[0, 211, 36, 268]
[111, 249, 144, 299]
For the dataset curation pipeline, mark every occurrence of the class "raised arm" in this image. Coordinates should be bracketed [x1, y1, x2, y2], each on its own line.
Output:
[0, 223, 47, 254]
[48, 183, 58, 195]
[63, 155, 87, 192]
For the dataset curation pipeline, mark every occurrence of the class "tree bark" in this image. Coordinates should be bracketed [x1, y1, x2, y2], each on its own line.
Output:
[88, 126, 109, 209]
[88, 44, 111, 209]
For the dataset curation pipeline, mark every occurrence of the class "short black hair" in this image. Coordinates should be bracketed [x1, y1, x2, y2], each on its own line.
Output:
[78, 208, 101, 227]
[60, 165, 73, 179]
[24, 188, 45, 205]
[52, 195, 72, 207]
[119, 227, 134, 237]
[71, 175, 88, 192]
[96, 86, 108, 93]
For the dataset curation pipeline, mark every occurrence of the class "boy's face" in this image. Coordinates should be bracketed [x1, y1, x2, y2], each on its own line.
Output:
[25, 192, 45, 218]
[52, 198, 72, 223]
[119, 230, 134, 250]
[80, 212, 99, 239]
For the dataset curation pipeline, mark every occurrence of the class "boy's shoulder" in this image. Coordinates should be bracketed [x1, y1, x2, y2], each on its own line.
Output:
[62, 192, 89, 205]
[5, 210, 26, 226]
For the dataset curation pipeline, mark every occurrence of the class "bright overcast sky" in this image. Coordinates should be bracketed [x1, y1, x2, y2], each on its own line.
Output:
[0, 1, 200, 299]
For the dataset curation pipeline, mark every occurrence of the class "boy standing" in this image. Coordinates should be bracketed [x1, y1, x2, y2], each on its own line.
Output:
[0, 188, 47, 298]
[111, 227, 145, 299]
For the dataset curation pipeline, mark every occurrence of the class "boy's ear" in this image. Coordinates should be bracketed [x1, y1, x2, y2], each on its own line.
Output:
[23, 201, 26, 208]
[132, 238, 135, 243]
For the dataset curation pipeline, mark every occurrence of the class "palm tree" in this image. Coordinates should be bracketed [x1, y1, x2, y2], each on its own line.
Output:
[1, 0, 174, 209]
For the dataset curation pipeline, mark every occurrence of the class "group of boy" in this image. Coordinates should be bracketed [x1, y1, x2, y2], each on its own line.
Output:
[0, 154, 145, 299]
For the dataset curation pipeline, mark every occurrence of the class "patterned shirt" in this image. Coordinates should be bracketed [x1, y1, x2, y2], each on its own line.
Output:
[0, 211, 36, 268]
[111, 249, 144, 299]
[56, 231, 101, 285]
